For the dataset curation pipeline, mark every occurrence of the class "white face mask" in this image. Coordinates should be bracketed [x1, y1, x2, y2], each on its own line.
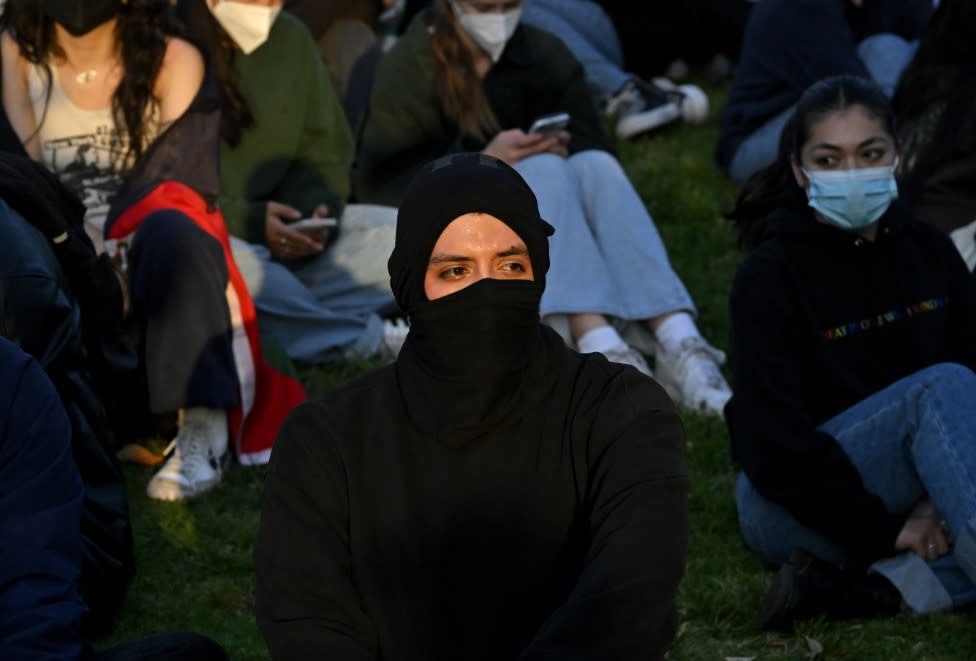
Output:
[451, 1, 522, 63]
[209, 1, 282, 55]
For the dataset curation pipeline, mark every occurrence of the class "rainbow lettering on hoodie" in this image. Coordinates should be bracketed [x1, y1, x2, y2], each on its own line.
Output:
[821, 297, 947, 341]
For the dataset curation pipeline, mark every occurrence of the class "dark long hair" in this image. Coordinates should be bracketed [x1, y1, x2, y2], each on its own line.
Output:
[0, 0, 180, 167]
[891, 0, 976, 208]
[430, 0, 499, 141]
[726, 75, 897, 251]
[173, 0, 253, 148]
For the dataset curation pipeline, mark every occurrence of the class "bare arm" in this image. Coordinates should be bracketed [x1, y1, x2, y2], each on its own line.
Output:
[153, 36, 205, 130]
[1, 31, 41, 159]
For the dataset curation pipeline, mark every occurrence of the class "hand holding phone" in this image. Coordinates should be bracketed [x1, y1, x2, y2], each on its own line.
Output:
[528, 112, 570, 138]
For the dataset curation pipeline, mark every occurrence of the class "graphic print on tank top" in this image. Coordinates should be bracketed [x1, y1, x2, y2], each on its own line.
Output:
[42, 122, 126, 229]
[27, 64, 155, 252]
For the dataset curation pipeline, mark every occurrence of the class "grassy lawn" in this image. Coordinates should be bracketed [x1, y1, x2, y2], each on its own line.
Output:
[98, 86, 975, 660]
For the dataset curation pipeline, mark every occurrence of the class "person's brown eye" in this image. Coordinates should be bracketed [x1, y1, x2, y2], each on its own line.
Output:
[441, 267, 467, 279]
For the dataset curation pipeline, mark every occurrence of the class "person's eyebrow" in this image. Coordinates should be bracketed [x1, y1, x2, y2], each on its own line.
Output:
[858, 136, 890, 148]
[428, 253, 473, 265]
[496, 245, 527, 258]
[809, 142, 842, 152]
[809, 135, 890, 152]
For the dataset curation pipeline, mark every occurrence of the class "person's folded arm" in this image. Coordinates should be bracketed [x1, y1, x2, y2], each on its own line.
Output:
[255, 403, 378, 661]
[519, 375, 689, 661]
[727, 258, 904, 569]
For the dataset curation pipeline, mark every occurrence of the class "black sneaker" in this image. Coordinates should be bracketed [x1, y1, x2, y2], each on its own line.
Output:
[756, 549, 902, 631]
[605, 79, 682, 140]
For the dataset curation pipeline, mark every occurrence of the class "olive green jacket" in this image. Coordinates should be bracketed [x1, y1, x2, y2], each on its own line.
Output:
[218, 12, 353, 245]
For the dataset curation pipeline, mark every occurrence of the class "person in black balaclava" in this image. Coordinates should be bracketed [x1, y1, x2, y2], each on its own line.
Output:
[255, 153, 690, 661]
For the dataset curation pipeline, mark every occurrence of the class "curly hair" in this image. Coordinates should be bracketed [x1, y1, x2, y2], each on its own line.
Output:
[0, 0, 181, 168]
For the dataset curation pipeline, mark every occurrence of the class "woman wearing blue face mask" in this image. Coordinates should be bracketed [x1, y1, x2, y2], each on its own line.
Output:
[725, 75, 976, 629]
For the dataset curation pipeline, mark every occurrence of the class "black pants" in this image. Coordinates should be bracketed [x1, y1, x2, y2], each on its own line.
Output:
[126, 209, 238, 414]
[94, 631, 228, 661]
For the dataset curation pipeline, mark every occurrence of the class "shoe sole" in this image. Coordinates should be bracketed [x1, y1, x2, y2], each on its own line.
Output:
[146, 473, 222, 501]
[616, 104, 682, 140]
[653, 369, 725, 416]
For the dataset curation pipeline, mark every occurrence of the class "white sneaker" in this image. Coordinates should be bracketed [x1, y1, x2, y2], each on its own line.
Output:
[146, 407, 228, 501]
[603, 342, 654, 378]
[381, 318, 409, 359]
[654, 336, 732, 416]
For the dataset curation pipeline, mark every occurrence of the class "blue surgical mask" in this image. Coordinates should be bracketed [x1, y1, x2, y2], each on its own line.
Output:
[802, 163, 899, 232]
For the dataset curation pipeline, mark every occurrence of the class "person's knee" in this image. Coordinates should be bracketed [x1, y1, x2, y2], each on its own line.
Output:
[857, 33, 916, 96]
[132, 211, 224, 269]
[918, 362, 976, 392]
[514, 153, 576, 197]
[518, 151, 570, 174]
[568, 149, 625, 181]
[857, 32, 911, 60]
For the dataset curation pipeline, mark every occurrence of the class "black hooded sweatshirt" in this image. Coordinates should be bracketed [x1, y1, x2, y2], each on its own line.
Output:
[726, 200, 976, 569]
[255, 154, 689, 660]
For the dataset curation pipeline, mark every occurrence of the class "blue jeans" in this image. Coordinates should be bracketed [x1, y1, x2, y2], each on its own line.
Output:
[231, 204, 396, 364]
[521, 0, 630, 103]
[513, 151, 695, 321]
[729, 34, 919, 184]
[736, 363, 976, 614]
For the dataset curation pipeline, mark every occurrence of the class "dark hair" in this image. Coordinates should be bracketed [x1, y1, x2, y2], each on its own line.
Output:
[891, 0, 976, 209]
[0, 0, 180, 168]
[173, 0, 253, 148]
[726, 75, 897, 251]
[430, 0, 500, 141]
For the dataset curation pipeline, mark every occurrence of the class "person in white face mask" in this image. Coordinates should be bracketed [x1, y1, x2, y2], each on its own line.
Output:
[357, 0, 735, 417]
[449, 0, 521, 62]
[207, 0, 281, 54]
[176, 0, 403, 366]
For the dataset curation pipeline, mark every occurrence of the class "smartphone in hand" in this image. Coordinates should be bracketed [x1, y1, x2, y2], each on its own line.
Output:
[290, 217, 338, 234]
[528, 112, 570, 139]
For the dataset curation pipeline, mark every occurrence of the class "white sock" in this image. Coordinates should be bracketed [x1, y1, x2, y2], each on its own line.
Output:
[576, 325, 625, 354]
[654, 312, 700, 355]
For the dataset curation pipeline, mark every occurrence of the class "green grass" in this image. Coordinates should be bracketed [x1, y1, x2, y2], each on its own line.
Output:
[98, 85, 975, 660]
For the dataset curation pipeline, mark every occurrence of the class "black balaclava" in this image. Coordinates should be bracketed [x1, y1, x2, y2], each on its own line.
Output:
[390, 153, 559, 444]
[45, 0, 122, 37]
